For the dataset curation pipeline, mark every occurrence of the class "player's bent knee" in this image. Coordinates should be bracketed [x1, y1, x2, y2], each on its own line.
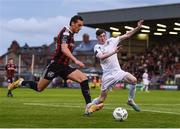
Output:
[79, 74, 88, 83]
[133, 78, 137, 84]
[131, 77, 137, 84]
[68, 70, 88, 83]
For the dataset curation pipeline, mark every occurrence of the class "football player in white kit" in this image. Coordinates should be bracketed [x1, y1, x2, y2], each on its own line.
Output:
[92, 20, 144, 112]
[141, 69, 150, 92]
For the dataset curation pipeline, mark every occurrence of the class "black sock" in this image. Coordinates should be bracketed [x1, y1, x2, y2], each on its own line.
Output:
[80, 80, 91, 104]
[21, 81, 38, 91]
[8, 90, 12, 94]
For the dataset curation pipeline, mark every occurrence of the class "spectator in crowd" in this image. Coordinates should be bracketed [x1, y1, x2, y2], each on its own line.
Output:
[121, 42, 179, 85]
[74, 33, 96, 54]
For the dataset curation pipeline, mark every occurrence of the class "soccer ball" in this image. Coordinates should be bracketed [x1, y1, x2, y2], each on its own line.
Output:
[113, 107, 128, 121]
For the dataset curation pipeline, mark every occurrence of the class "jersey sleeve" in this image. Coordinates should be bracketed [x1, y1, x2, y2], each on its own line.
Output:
[94, 45, 103, 58]
[61, 31, 70, 44]
[111, 37, 121, 47]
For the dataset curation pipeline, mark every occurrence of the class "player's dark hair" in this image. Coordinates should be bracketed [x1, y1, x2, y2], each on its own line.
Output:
[69, 15, 83, 26]
[8, 57, 13, 60]
[96, 29, 106, 36]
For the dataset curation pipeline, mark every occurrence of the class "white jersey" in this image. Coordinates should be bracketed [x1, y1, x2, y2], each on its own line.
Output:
[94, 37, 129, 91]
[94, 37, 121, 73]
[142, 72, 149, 85]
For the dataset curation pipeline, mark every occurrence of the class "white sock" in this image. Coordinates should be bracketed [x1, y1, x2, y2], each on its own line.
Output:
[86, 103, 92, 108]
[19, 78, 24, 86]
[145, 85, 148, 91]
[92, 97, 101, 105]
[128, 84, 136, 101]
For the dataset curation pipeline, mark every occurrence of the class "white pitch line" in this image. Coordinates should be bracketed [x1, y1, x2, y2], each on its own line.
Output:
[105, 103, 180, 106]
[23, 103, 180, 115]
[24, 103, 81, 108]
[140, 109, 180, 115]
[138, 104, 180, 106]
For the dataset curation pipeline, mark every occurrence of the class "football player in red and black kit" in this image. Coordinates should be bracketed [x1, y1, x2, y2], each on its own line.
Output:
[8, 15, 103, 115]
[5, 58, 17, 97]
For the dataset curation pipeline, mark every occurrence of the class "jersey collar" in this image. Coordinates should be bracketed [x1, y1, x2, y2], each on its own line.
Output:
[65, 26, 73, 34]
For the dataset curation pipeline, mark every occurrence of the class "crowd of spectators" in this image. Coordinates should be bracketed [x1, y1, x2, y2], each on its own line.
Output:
[121, 42, 180, 85]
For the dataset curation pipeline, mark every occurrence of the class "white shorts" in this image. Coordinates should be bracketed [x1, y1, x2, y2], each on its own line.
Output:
[101, 70, 129, 92]
[143, 79, 149, 85]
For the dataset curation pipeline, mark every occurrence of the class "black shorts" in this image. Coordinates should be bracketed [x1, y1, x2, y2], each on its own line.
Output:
[42, 61, 76, 80]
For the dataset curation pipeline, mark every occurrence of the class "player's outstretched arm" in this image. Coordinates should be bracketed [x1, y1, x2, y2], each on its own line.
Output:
[61, 43, 85, 68]
[119, 20, 144, 41]
[97, 45, 122, 60]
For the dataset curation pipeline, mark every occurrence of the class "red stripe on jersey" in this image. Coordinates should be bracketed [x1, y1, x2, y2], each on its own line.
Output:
[52, 27, 74, 65]
[5, 64, 16, 78]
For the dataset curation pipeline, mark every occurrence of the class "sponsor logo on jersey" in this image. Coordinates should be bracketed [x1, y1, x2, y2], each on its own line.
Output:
[47, 71, 55, 78]
[63, 31, 70, 36]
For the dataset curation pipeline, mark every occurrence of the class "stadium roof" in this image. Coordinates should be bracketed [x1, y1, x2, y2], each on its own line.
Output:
[78, 3, 180, 36]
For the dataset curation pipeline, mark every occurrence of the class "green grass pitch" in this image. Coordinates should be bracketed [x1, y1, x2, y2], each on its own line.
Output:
[0, 87, 180, 128]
